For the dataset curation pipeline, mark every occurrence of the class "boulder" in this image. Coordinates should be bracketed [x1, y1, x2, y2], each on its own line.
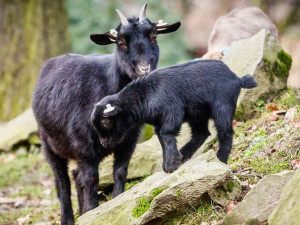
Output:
[99, 123, 216, 189]
[77, 150, 233, 225]
[268, 168, 300, 225]
[222, 29, 292, 120]
[0, 108, 38, 151]
[219, 170, 295, 225]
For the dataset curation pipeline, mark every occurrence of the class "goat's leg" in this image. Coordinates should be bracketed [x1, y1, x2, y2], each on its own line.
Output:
[76, 160, 100, 214]
[158, 132, 182, 173]
[213, 103, 235, 164]
[42, 141, 74, 225]
[180, 119, 210, 163]
[112, 127, 140, 197]
[72, 169, 84, 215]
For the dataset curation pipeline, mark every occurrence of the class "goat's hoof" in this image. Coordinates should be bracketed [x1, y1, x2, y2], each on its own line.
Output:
[163, 156, 182, 173]
[61, 218, 75, 225]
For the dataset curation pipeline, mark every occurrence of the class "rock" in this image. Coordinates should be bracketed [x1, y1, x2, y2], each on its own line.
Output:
[99, 123, 217, 190]
[268, 168, 300, 225]
[222, 29, 292, 120]
[219, 170, 294, 225]
[0, 108, 38, 151]
[77, 150, 233, 225]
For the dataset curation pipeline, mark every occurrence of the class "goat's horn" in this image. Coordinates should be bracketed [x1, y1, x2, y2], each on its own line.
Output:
[116, 9, 129, 26]
[139, 3, 147, 22]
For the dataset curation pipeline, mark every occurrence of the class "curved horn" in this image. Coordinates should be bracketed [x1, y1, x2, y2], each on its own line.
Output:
[139, 3, 147, 22]
[116, 9, 129, 26]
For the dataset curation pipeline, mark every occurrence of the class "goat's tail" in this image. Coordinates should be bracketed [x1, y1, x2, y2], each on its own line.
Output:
[240, 74, 257, 89]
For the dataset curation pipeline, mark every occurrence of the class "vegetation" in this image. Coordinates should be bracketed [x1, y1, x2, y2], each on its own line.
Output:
[132, 188, 165, 218]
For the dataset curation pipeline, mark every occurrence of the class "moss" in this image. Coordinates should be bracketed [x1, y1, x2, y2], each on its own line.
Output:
[176, 189, 181, 197]
[225, 181, 235, 192]
[132, 188, 166, 218]
[263, 50, 292, 84]
[0, 0, 70, 121]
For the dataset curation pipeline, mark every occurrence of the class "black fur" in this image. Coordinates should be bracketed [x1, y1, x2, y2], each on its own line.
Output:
[32, 13, 181, 225]
[92, 60, 257, 173]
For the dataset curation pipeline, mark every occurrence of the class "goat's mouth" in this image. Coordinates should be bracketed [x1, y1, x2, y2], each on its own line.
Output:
[136, 64, 151, 77]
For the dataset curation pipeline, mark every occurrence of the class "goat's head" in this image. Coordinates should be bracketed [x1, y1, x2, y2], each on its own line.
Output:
[91, 95, 132, 149]
[90, 3, 181, 79]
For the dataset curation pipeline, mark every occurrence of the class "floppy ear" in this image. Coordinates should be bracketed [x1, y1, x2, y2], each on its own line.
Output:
[156, 21, 181, 34]
[90, 32, 117, 45]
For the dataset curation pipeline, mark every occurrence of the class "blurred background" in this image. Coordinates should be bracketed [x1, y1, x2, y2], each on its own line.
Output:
[0, 1, 300, 224]
[0, 0, 299, 123]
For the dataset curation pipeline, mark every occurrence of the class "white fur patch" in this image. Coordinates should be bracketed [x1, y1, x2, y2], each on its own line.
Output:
[104, 104, 115, 114]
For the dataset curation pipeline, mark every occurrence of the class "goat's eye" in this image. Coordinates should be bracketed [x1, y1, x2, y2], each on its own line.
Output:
[118, 42, 127, 50]
[101, 119, 111, 126]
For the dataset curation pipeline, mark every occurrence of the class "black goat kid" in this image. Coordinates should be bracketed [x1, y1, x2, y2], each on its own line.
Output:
[32, 4, 181, 225]
[92, 60, 257, 173]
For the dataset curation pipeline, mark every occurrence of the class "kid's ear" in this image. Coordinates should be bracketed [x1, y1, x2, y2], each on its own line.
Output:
[90, 30, 118, 45]
[156, 21, 181, 34]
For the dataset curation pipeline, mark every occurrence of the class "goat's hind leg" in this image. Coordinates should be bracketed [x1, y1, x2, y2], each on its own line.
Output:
[42, 139, 74, 225]
[180, 119, 210, 163]
[213, 103, 235, 164]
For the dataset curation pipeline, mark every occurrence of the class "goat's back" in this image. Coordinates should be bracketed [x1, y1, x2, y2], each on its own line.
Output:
[32, 54, 114, 158]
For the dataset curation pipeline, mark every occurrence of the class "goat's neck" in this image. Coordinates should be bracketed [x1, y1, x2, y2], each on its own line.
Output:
[121, 81, 156, 123]
[107, 55, 132, 94]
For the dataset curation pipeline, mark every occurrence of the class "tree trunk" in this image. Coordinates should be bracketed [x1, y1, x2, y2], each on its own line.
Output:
[0, 0, 70, 121]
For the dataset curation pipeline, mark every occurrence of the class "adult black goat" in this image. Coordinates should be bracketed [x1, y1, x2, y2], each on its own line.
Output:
[32, 4, 181, 225]
[92, 60, 257, 173]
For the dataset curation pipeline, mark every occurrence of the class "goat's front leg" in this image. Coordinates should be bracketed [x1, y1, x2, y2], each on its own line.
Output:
[112, 127, 140, 197]
[158, 132, 182, 173]
[75, 160, 100, 214]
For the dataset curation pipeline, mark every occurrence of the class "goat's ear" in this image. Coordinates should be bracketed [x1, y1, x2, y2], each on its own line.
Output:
[90, 32, 116, 45]
[156, 21, 181, 34]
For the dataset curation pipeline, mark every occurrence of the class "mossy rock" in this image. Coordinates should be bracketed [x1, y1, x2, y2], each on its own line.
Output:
[222, 29, 292, 121]
[77, 150, 233, 225]
[0, 109, 39, 151]
[268, 168, 300, 225]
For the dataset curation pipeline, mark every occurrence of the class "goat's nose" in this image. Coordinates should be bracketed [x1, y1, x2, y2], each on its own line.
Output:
[139, 64, 150, 72]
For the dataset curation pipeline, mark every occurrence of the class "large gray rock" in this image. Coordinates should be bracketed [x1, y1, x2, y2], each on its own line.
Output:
[0, 108, 38, 151]
[77, 150, 233, 225]
[268, 168, 300, 225]
[99, 123, 216, 189]
[222, 29, 292, 120]
[219, 170, 294, 225]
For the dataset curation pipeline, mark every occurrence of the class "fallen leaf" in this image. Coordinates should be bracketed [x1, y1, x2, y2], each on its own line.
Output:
[266, 104, 279, 111]
[226, 201, 239, 214]
[291, 160, 300, 170]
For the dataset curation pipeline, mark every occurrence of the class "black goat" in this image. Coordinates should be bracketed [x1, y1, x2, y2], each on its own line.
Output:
[92, 60, 257, 173]
[32, 4, 181, 225]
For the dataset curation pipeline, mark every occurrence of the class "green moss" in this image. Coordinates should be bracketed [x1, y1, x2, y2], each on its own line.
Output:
[132, 188, 166, 218]
[225, 181, 235, 192]
[263, 50, 292, 84]
[132, 198, 152, 218]
[176, 189, 181, 197]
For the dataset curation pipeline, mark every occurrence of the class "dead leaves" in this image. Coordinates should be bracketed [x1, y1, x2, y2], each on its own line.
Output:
[226, 201, 239, 214]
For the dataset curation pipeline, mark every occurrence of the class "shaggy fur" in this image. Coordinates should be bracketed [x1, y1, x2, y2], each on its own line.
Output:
[32, 12, 181, 225]
[92, 60, 257, 173]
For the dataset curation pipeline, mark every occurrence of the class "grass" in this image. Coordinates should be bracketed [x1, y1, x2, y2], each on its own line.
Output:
[173, 194, 226, 225]
[228, 89, 300, 184]
[132, 188, 165, 218]
[0, 151, 79, 225]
